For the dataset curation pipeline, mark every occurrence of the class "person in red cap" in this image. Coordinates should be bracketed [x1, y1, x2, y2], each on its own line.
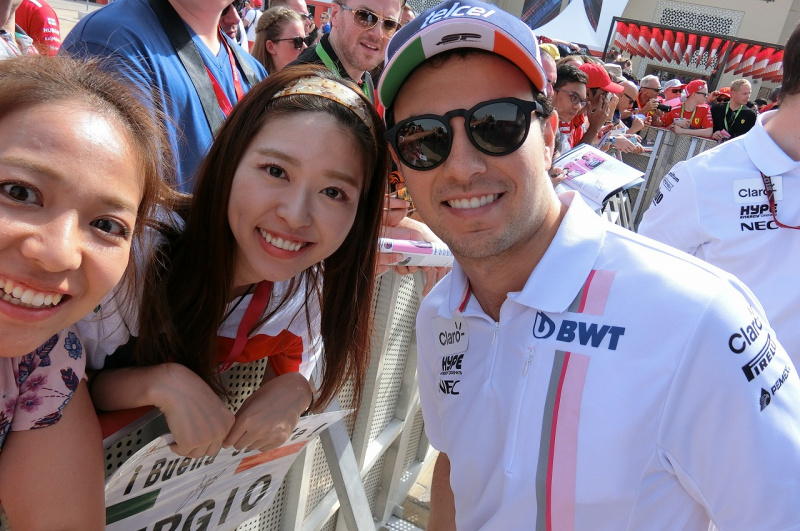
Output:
[575, 62, 623, 146]
[661, 79, 713, 138]
[710, 79, 756, 141]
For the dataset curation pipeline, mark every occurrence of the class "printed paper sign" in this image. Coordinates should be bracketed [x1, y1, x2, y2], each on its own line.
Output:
[104, 410, 349, 530]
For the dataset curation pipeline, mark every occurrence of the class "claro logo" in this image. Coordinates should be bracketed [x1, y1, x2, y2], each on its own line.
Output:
[532, 312, 625, 350]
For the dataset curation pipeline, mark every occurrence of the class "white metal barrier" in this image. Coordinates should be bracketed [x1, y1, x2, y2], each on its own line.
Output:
[100, 270, 431, 531]
[616, 128, 720, 230]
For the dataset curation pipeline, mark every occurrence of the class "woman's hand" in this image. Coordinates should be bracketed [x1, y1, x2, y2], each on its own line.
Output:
[223, 371, 313, 453]
[151, 364, 236, 458]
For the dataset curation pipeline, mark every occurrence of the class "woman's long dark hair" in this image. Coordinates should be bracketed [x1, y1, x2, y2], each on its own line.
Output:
[135, 65, 388, 408]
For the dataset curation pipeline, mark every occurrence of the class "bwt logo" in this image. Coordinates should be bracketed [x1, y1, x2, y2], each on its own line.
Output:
[436, 33, 482, 45]
[532, 312, 625, 350]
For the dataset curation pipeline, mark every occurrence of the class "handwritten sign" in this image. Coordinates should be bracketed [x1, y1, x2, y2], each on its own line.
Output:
[104, 410, 349, 530]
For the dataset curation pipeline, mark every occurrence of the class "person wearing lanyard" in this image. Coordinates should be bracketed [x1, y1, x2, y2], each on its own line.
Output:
[661, 78, 714, 138]
[292, 0, 403, 104]
[379, 1, 800, 528]
[81, 67, 390, 458]
[639, 22, 800, 365]
[711, 79, 757, 141]
[61, 0, 267, 193]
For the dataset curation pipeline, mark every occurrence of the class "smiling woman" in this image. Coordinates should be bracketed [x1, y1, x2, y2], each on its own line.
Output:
[0, 55, 175, 529]
[83, 65, 388, 458]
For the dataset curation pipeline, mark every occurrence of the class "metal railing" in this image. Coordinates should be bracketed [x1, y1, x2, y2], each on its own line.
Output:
[101, 270, 432, 531]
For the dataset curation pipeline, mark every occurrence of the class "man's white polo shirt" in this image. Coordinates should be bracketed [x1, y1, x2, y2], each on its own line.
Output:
[416, 192, 800, 530]
[639, 110, 799, 358]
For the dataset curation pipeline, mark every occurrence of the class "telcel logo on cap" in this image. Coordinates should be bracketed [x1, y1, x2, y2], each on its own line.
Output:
[420, 1, 497, 29]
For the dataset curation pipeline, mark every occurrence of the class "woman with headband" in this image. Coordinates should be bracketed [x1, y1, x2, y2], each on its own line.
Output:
[82, 65, 388, 457]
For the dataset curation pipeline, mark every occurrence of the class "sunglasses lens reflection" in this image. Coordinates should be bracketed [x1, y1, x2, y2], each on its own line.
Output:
[394, 101, 531, 169]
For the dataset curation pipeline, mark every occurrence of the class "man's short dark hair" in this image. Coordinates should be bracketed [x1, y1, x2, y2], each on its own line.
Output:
[782, 23, 800, 97]
[554, 64, 588, 89]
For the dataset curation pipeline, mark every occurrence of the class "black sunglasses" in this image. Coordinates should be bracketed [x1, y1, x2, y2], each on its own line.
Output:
[385, 98, 544, 170]
[337, 2, 401, 35]
[275, 36, 306, 49]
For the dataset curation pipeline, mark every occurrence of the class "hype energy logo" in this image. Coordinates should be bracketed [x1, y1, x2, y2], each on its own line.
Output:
[532, 312, 625, 351]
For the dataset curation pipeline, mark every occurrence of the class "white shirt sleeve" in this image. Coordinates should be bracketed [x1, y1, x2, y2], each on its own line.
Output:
[633, 282, 800, 529]
[637, 162, 706, 256]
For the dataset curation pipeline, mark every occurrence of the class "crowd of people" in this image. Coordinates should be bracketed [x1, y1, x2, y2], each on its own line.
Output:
[0, 0, 797, 528]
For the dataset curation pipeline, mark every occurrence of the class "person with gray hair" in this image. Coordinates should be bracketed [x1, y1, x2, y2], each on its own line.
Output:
[636, 74, 665, 127]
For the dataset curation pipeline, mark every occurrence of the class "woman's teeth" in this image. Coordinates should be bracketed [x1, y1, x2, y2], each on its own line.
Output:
[0, 279, 63, 308]
[258, 229, 307, 251]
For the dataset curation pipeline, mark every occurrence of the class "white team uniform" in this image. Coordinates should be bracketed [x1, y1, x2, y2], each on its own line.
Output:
[417, 192, 800, 530]
[77, 278, 321, 380]
[639, 110, 799, 359]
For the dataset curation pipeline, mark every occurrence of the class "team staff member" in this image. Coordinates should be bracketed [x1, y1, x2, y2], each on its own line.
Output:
[711, 79, 757, 140]
[639, 23, 800, 360]
[292, 0, 403, 103]
[378, 1, 800, 528]
[661, 79, 713, 138]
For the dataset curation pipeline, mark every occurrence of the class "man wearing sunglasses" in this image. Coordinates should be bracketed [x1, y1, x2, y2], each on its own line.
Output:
[293, 0, 402, 102]
[62, 0, 266, 192]
[661, 79, 714, 138]
[640, 23, 800, 367]
[378, 1, 800, 528]
[636, 74, 666, 126]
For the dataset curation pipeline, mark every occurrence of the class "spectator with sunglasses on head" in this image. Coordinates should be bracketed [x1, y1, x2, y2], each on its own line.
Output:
[252, 6, 306, 74]
[661, 79, 713, 138]
[292, 0, 403, 103]
[380, 2, 800, 528]
[62, 0, 267, 192]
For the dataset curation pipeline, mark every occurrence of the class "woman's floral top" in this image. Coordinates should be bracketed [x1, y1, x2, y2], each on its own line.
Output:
[0, 327, 87, 452]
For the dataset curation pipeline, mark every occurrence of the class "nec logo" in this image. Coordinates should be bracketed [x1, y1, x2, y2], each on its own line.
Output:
[740, 220, 779, 231]
[532, 312, 625, 350]
[436, 33, 482, 45]
[439, 379, 460, 395]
